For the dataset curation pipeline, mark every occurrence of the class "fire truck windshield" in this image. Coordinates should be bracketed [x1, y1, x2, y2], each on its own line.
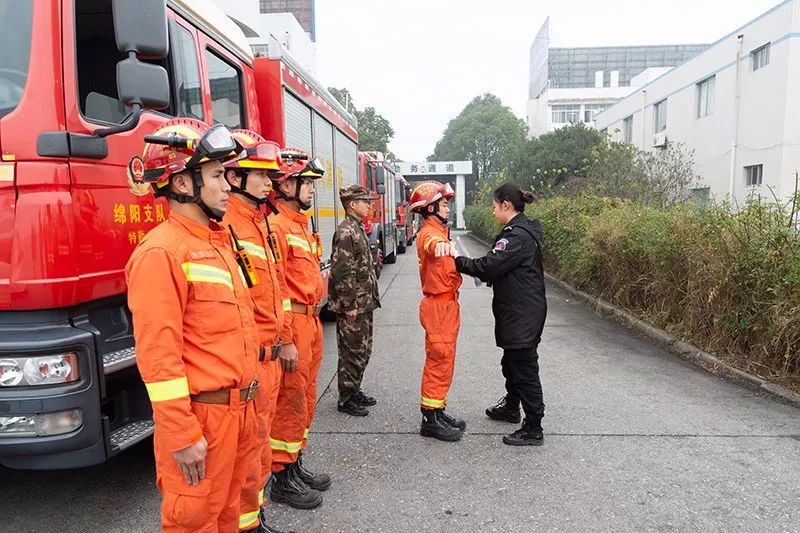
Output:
[0, 1, 33, 119]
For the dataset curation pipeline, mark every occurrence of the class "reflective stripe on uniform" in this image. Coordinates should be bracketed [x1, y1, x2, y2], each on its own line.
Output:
[282, 299, 292, 312]
[303, 428, 309, 439]
[420, 396, 446, 409]
[182, 262, 234, 290]
[240, 240, 267, 260]
[270, 437, 303, 453]
[145, 376, 190, 403]
[238, 510, 259, 530]
[285, 234, 312, 253]
[258, 488, 266, 507]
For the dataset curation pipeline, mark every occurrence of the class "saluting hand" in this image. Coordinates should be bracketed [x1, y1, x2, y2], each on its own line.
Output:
[279, 342, 299, 373]
[173, 436, 208, 486]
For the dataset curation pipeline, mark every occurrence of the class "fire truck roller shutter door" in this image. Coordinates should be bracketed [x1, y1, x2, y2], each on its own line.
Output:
[334, 130, 358, 205]
[312, 112, 335, 267]
[283, 90, 313, 153]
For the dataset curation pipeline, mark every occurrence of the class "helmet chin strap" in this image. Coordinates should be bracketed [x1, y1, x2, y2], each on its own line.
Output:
[425, 200, 449, 226]
[165, 168, 224, 222]
[228, 169, 267, 208]
[274, 176, 312, 211]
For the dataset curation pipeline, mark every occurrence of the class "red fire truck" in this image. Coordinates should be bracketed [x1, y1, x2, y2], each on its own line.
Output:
[394, 174, 414, 254]
[0, 0, 357, 469]
[358, 151, 405, 277]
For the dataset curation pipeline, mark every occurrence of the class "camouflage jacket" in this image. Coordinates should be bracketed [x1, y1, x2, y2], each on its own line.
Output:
[328, 215, 381, 313]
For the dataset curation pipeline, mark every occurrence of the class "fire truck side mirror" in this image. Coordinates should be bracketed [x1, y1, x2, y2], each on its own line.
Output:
[112, 0, 169, 60]
[375, 166, 386, 186]
[117, 59, 170, 111]
[377, 184, 386, 196]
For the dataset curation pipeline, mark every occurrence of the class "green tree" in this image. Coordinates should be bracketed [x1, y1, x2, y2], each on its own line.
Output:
[431, 94, 526, 184]
[329, 87, 395, 155]
[505, 123, 604, 194]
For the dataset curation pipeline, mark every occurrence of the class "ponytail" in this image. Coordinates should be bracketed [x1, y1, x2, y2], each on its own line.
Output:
[493, 183, 536, 212]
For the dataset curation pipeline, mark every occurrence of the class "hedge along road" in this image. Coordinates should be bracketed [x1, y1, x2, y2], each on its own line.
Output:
[1, 232, 798, 533]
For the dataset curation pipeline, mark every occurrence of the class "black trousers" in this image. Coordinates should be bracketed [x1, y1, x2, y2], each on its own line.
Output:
[501, 346, 545, 427]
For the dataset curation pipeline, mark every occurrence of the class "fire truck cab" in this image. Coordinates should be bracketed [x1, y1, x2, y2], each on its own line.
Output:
[0, 0, 357, 470]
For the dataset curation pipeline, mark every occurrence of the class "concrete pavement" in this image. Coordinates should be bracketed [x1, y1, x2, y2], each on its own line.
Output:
[1, 232, 797, 532]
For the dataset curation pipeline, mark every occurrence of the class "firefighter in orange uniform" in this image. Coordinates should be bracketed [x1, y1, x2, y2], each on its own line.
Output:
[267, 149, 330, 509]
[125, 118, 261, 532]
[222, 130, 293, 533]
[410, 180, 466, 442]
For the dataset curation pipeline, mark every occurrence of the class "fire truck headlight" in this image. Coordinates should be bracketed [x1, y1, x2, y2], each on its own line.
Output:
[0, 359, 24, 387]
[0, 353, 79, 387]
[0, 410, 83, 437]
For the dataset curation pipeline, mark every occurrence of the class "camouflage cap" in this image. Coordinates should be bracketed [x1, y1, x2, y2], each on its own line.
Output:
[339, 184, 371, 203]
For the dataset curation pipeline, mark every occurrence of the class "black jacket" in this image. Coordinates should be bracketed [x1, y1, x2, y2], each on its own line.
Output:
[456, 213, 547, 350]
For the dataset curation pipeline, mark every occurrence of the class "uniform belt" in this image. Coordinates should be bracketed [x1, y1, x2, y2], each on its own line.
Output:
[259, 344, 283, 362]
[291, 301, 321, 317]
[428, 292, 458, 301]
[190, 380, 259, 404]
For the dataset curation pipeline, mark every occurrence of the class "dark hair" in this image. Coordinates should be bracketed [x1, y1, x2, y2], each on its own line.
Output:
[493, 183, 536, 212]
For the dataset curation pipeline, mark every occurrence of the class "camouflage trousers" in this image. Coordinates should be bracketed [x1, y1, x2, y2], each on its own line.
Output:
[336, 311, 374, 405]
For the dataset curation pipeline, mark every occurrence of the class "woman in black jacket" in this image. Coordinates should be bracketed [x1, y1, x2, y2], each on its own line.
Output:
[454, 183, 547, 446]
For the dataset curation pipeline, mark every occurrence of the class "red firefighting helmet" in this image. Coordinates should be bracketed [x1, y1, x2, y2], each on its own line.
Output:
[409, 180, 454, 213]
[129, 118, 241, 195]
[271, 147, 325, 183]
[225, 129, 284, 178]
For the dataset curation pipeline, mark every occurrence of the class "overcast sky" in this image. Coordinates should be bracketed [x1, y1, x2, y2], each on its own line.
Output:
[314, 0, 782, 161]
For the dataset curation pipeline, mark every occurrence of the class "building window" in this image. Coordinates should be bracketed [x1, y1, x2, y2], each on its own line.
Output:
[696, 75, 715, 118]
[205, 49, 244, 129]
[744, 164, 763, 187]
[623, 115, 633, 143]
[583, 103, 609, 123]
[551, 104, 581, 124]
[654, 99, 667, 133]
[751, 43, 770, 71]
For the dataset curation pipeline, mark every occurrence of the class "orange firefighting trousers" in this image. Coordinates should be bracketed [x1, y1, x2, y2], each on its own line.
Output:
[155, 397, 258, 533]
[238, 359, 282, 530]
[270, 313, 324, 471]
[419, 295, 461, 410]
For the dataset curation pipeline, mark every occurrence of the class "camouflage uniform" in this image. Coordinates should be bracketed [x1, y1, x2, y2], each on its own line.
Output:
[328, 185, 381, 406]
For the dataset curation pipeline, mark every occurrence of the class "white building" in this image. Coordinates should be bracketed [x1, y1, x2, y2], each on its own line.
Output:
[527, 18, 707, 137]
[211, 0, 317, 74]
[596, 0, 800, 204]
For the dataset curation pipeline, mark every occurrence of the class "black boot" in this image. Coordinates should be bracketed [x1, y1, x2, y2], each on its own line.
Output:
[269, 466, 323, 509]
[338, 397, 369, 416]
[420, 409, 463, 442]
[486, 395, 521, 423]
[439, 410, 467, 431]
[252, 509, 297, 533]
[293, 452, 332, 491]
[354, 389, 377, 406]
[502, 418, 543, 447]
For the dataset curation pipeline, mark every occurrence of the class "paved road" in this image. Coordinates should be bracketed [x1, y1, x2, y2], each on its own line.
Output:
[2, 232, 798, 533]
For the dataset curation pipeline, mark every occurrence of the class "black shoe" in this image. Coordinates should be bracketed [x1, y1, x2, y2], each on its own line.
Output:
[250, 516, 297, 533]
[439, 410, 467, 431]
[502, 419, 544, 446]
[269, 467, 323, 509]
[420, 409, 463, 442]
[354, 390, 377, 406]
[486, 396, 521, 423]
[294, 453, 332, 491]
[338, 397, 369, 417]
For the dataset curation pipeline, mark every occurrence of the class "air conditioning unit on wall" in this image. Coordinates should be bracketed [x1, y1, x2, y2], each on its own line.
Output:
[652, 132, 668, 148]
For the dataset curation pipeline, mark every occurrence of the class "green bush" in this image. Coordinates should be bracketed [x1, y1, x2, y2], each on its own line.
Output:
[465, 194, 800, 390]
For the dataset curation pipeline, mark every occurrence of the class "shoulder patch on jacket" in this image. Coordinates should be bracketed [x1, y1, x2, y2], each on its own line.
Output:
[493, 238, 509, 252]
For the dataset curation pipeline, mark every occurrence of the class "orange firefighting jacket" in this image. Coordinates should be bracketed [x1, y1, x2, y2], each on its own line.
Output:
[223, 196, 287, 348]
[125, 212, 260, 452]
[417, 217, 463, 296]
[268, 202, 324, 344]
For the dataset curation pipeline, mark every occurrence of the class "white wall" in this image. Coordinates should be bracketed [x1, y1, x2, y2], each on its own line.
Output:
[597, 0, 799, 203]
